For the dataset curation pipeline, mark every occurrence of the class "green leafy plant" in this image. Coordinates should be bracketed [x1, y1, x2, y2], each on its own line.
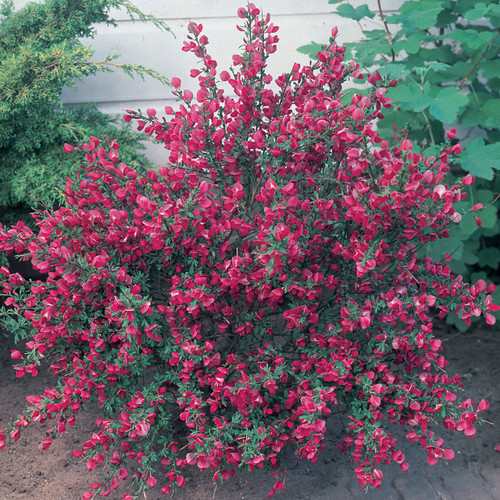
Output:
[0, 0, 171, 227]
[299, 0, 500, 329]
[0, 5, 496, 499]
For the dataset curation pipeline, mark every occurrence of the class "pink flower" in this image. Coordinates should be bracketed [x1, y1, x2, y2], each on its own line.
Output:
[462, 174, 475, 185]
[446, 128, 457, 139]
[135, 422, 150, 436]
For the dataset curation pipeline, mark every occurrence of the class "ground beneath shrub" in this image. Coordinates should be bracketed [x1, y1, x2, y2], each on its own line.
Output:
[0, 324, 498, 500]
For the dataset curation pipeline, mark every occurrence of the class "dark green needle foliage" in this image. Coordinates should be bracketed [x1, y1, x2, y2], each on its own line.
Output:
[0, 0, 171, 227]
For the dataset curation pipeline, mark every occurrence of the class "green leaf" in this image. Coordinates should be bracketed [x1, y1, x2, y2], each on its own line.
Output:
[428, 87, 469, 123]
[447, 61, 475, 80]
[461, 240, 480, 265]
[336, 3, 374, 21]
[415, 45, 458, 67]
[387, 83, 417, 103]
[460, 139, 493, 180]
[428, 228, 465, 262]
[393, 32, 425, 55]
[459, 203, 496, 238]
[465, 2, 491, 21]
[487, 78, 500, 92]
[436, 5, 459, 26]
[296, 41, 323, 59]
[478, 247, 500, 269]
[460, 111, 482, 128]
[400, 0, 444, 29]
[482, 98, 500, 127]
[480, 61, 500, 80]
[444, 29, 495, 51]
[376, 63, 408, 78]
[377, 108, 426, 139]
[387, 82, 429, 112]
[425, 62, 451, 71]
[412, 93, 433, 112]
[342, 31, 394, 66]
[479, 204, 498, 229]
[422, 145, 441, 157]
[475, 188, 495, 204]
[489, 5, 500, 27]
[461, 138, 500, 180]
[458, 213, 480, 238]
[481, 225, 499, 237]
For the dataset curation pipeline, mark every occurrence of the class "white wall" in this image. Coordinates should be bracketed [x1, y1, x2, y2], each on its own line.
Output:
[12, 0, 402, 163]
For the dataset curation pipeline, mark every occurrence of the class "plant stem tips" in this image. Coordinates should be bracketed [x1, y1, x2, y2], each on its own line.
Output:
[0, 4, 496, 499]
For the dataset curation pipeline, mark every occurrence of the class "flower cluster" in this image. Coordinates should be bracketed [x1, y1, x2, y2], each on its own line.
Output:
[0, 5, 496, 498]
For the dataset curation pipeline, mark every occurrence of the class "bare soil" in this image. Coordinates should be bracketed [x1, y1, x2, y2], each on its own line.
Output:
[0, 324, 498, 500]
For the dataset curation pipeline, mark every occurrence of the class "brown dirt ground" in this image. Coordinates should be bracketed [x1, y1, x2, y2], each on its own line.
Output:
[0, 324, 498, 500]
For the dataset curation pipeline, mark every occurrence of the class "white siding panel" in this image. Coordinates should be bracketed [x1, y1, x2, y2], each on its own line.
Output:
[103, 0, 403, 21]
[12, 0, 404, 164]
[13, 1, 403, 15]
[61, 12, 364, 105]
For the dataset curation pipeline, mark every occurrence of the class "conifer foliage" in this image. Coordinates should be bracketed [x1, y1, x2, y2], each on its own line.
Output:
[0, 0, 170, 226]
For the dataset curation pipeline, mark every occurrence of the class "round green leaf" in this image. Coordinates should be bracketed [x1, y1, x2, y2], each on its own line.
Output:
[336, 3, 375, 21]
[429, 87, 469, 123]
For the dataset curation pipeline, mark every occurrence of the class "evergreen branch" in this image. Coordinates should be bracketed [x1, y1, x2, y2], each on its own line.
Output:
[115, 0, 174, 36]
[84, 58, 172, 86]
[0, 0, 14, 23]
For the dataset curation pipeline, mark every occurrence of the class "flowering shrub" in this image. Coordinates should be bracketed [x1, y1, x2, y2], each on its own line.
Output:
[299, 0, 500, 331]
[0, 4, 497, 499]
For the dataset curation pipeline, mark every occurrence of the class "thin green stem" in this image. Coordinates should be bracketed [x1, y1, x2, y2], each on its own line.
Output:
[422, 108, 436, 146]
